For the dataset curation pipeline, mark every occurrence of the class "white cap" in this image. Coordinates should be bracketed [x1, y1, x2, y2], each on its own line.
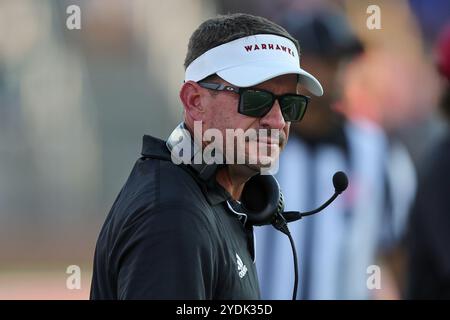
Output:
[185, 34, 323, 96]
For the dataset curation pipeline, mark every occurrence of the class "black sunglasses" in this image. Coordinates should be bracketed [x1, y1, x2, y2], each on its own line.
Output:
[198, 82, 310, 122]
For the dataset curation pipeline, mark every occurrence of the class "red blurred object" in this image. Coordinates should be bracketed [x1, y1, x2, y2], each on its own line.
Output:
[436, 23, 450, 81]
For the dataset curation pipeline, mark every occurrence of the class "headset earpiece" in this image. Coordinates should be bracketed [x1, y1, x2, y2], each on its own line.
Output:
[240, 174, 285, 226]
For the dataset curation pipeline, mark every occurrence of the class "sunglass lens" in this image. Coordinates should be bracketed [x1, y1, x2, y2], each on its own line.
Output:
[240, 90, 273, 117]
[279, 95, 308, 121]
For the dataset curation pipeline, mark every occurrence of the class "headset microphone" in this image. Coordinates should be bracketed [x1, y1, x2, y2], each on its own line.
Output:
[282, 171, 348, 222]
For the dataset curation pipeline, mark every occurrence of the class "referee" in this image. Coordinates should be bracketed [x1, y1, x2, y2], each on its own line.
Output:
[90, 13, 323, 299]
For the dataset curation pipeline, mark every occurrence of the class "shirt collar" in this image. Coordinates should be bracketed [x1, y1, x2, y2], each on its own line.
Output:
[141, 134, 172, 161]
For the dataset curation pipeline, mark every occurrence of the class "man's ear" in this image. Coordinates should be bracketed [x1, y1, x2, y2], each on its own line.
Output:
[180, 81, 206, 121]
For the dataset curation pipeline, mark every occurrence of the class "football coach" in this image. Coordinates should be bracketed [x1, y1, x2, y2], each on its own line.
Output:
[90, 13, 323, 299]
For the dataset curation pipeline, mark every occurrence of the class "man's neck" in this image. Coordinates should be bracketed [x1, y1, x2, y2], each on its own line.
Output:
[216, 165, 258, 200]
[183, 120, 258, 200]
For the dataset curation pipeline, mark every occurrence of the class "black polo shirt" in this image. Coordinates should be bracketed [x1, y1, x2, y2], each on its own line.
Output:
[90, 135, 260, 299]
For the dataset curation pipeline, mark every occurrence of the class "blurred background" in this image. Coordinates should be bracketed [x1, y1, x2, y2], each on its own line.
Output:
[0, 0, 449, 299]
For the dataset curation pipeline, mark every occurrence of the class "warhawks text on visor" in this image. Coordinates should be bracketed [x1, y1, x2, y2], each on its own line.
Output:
[185, 34, 323, 96]
[243, 42, 296, 57]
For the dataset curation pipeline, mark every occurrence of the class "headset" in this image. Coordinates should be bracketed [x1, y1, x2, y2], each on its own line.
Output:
[238, 171, 348, 227]
[230, 171, 348, 300]
[238, 174, 285, 226]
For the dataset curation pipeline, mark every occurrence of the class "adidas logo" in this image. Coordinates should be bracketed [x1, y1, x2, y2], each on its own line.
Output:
[236, 253, 248, 279]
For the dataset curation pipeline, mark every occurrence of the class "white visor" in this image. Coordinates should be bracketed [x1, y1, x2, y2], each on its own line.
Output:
[185, 34, 323, 96]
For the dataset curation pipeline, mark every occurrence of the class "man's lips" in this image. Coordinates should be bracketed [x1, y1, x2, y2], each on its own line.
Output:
[257, 141, 279, 146]
[250, 139, 283, 146]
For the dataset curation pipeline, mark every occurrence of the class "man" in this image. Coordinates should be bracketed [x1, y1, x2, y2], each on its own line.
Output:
[90, 13, 322, 300]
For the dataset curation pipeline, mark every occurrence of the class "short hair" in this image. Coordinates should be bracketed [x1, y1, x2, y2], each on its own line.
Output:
[184, 13, 300, 69]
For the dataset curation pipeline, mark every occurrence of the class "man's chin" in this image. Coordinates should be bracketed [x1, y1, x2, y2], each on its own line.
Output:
[225, 156, 279, 175]
[246, 156, 278, 171]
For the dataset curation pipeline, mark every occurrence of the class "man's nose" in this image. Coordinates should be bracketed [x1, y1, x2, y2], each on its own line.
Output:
[260, 100, 286, 130]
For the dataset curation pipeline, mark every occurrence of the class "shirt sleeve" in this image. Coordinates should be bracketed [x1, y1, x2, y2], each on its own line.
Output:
[113, 204, 217, 299]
